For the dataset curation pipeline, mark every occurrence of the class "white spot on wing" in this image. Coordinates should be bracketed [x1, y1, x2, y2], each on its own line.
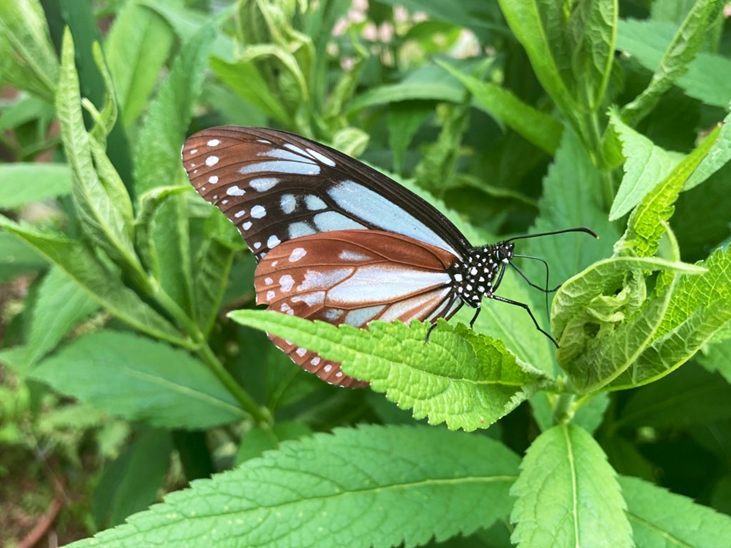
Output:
[235, 210, 246, 218]
[260, 149, 315, 163]
[344, 305, 386, 326]
[281, 303, 293, 315]
[206, 156, 219, 166]
[297, 269, 352, 291]
[265, 277, 273, 285]
[239, 161, 320, 176]
[284, 143, 311, 157]
[292, 291, 325, 307]
[313, 211, 365, 232]
[279, 275, 294, 292]
[324, 364, 332, 372]
[267, 235, 281, 248]
[251, 205, 266, 218]
[289, 248, 307, 262]
[209, 176, 219, 184]
[190, 148, 198, 154]
[207, 139, 220, 146]
[305, 195, 327, 211]
[242, 221, 252, 230]
[250, 178, 279, 192]
[227, 186, 245, 196]
[307, 148, 336, 166]
[280, 194, 296, 214]
[311, 357, 321, 366]
[295, 347, 307, 357]
[266, 290, 275, 301]
[324, 309, 344, 321]
[254, 242, 261, 249]
[289, 221, 316, 239]
[338, 250, 371, 261]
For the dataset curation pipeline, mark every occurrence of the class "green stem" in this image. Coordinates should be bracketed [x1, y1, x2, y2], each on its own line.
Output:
[583, 110, 615, 210]
[553, 393, 576, 425]
[197, 344, 272, 426]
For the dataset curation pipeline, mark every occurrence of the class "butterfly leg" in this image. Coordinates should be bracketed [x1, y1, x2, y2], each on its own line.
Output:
[469, 307, 481, 329]
[425, 322, 438, 343]
[490, 295, 559, 348]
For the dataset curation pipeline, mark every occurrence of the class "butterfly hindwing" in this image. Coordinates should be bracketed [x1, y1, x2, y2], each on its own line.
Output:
[182, 127, 470, 261]
[254, 229, 463, 387]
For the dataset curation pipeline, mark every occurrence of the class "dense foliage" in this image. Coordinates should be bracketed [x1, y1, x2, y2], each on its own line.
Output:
[1, 0, 731, 546]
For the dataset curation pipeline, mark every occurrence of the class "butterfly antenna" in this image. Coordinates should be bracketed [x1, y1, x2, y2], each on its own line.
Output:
[504, 226, 598, 243]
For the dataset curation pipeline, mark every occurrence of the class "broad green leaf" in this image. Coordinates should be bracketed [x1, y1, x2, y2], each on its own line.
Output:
[69, 425, 520, 548]
[496, 0, 578, 129]
[685, 107, 731, 190]
[135, 27, 213, 314]
[0, 0, 59, 102]
[620, 475, 731, 547]
[572, 392, 611, 434]
[439, 61, 564, 154]
[609, 110, 684, 220]
[56, 30, 140, 279]
[193, 211, 238, 336]
[599, 434, 656, 481]
[610, 246, 731, 388]
[511, 424, 632, 548]
[617, 19, 731, 109]
[620, 0, 722, 125]
[526, 129, 617, 287]
[0, 231, 45, 282]
[618, 124, 721, 258]
[615, 364, 731, 429]
[94, 430, 172, 528]
[0, 163, 72, 209]
[567, 0, 618, 111]
[231, 311, 549, 431]
[30, 331, 245, 428]
[552, 255, 705, 340]
[104, 0, 174, 126]
[651, 0, 700, 23]
[235, 422, 312, 464]
[0, 95, 54, 133]
[0, 216, 182, 344]
[331, 126, 369, 157]
[23, 267, 99, 368]
[387, 102, 431, 173]
[210, 57, 291, 124]
[698, 337, 731, 385]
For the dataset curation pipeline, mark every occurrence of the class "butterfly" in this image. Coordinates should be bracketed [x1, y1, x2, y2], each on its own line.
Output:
[182, 127, 595, 388]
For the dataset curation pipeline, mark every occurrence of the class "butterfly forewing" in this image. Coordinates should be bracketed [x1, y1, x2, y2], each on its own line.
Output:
[182, 127, 471, 261]
[254, 230, 464, 387]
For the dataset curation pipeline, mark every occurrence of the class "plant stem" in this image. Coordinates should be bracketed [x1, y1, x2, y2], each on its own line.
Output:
[553, 393, 576, 425]
[197, 343, 272, 426]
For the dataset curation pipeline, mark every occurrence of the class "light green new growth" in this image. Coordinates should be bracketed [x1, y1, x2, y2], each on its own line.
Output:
[69, 425, 520, 548]
[511, 424, 632, 548]
[230, 311, 551, 431]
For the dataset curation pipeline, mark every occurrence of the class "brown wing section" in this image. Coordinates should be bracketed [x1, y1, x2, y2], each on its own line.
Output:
[254, 230, 462, 388]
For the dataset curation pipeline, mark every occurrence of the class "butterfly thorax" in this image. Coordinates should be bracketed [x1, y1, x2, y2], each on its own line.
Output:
[450, 241, 515, 308]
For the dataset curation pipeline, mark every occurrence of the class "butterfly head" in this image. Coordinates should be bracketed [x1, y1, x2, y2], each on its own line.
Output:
[450, 242, 514, 307]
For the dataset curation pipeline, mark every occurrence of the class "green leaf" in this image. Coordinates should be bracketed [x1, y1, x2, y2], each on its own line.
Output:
[572, 392, 611, 434]
[387, 103, 431, 173]
[94, 429, 172, 528]
[511, 424, 632, 548]
[698, 337, 731, 385]
[56, 29, 140, 278]
[438, 61, 564, 154]
[617, 19, 731, 109]
[620, 0, 723, 125]
[234, 421, 312, 465]
[69, 425, 519, 548]
[496, 0, 578, 128]
[0, 231, 45, 282]
[0, 163, 72, 209]
[620, 475, 731, 547]
[209, 56, 291, 124]
[104, 0, 174, 126]
[230, 311, 549, 431]
[0, 216, 182, 344]
[135, 26, 213, 313]
[526, 129, 618, 286]
[23, 267, 99, 368]
[566, 0, 618, 111]
[610, 246, 731, 388]
[615, 364, 731, 430]
[193, 211, 237, 336]
[0, 0, 59, 102]
[373, 0, 502, 38]
[609, 110, 684, 221]
[618, 124, 721, 258]
[30, 331, 245, 428]
[685, 107, 731, 190]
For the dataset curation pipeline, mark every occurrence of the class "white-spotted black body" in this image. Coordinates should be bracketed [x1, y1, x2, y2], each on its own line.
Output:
[449, 241, 515, 307]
